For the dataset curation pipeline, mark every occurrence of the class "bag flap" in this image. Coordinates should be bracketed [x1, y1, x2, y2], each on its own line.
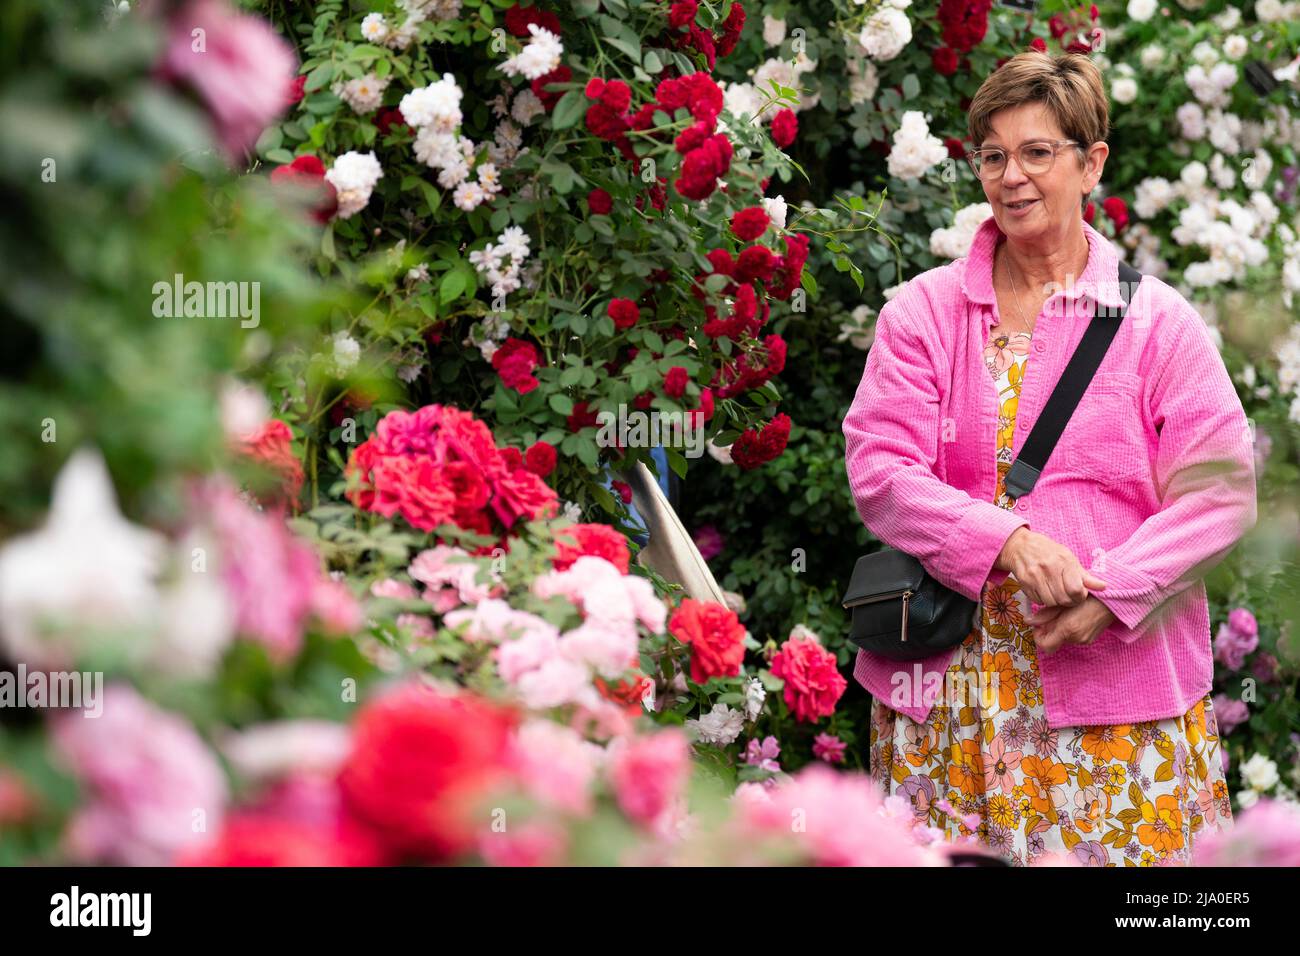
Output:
[840, 548, 926, 606]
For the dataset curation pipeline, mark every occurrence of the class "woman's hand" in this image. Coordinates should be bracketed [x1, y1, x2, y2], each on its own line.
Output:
[995, 526, 1107, 608]
[1027, 597, 1118, 656]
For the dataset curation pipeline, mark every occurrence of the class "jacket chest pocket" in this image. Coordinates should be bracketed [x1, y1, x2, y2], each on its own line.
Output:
[1063, 372, 1148, 483]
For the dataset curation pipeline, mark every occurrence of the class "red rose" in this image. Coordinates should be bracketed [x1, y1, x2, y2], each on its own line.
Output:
[235, 419, 305, 507]
[178, 815, 388, 867]
[269, 155, 338, 224]
[586, 102, 629, 141]
[668, 0, 698, 29]
[732, 245, 777, 283]
[600, 79, 631, 114]
[770, 108, 798, 148]
[376, 107, 407, 135]
[530, 65, 572, 110]
[1083, 200, 1096, 225]
[731, 413, 791, 470]
[587, 188, 613, 215]
[668, 598, 746, 684]
[932, 46, 959, 76]
[611, 480, 633, 504]
[491, 337, 542, 393]
[499, 446, 525, 471]
[1030, 37, 1047, 52]
[663, 366, 689, 398]
[554, 523, 632, 574]
[524, 440, 557, 477]
[770, 635, 848, 723]
[286, 74, 306, 106]
[943, 136, 967, 160]
[730, 206, 770, 241]
[608, 298, 641, 330]
[1101, 195, 1129, 232]
[490, 467, 560, 529]
[338, 683, 518, 862]
[706, 248, 735, 275]
[567, 400, 600, 432]
[504, 4, 562, 39]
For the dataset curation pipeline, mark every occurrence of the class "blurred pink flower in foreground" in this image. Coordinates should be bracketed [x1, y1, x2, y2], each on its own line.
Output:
[1193, 797, 1300, 866]
[156, 0, 297, 163]
[52, 684, 228, 866]
[606, 729, 690, 830]
[733, 763, 946, 866]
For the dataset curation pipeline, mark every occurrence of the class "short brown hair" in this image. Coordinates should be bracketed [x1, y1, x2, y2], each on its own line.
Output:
[967, 51, 1109, 157]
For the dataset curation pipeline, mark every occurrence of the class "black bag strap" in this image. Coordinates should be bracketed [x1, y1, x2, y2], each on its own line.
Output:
[1003, 260, 1142, 500]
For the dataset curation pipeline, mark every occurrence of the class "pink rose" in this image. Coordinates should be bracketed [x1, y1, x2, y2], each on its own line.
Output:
[157, 0, 298, 164]
[770, 635, 847, 723]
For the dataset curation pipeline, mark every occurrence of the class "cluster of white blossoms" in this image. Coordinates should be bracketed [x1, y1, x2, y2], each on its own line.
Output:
[1126, 0, 1157, 20]
[1109, 63, 1138, 105]
[1185, 55, 1238, 110]
[499, 24, 563, 81]
[930, 202, 993, 260]
[762, 14, 786, 47]
[721, 52, 819, 127]
[887, 110, 948, 181]
[334, 73, 390, 115]
[1175, 102, 1249, 156]
[401, 74, 502, 211]
[324, 150, 383, 219]
[1282, 221, 1300, 300]
[1171, 192, 1275, 288]
[1119, 222, 1168, 277]
[845, 44, 880, 107]
[332, 332, 361, 376]
[364, 0, 462, 52]
[469, 226, 532, 302]
[855, 0, 912, 63]
[837, 303, 877, 352]
[1255, 0, 1300, 23]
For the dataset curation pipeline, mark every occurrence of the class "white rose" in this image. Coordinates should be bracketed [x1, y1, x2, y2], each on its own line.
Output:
[1111, 77, 1138, 104]
[1241, 753, 1280, 792]
[1127, 0, 1156, 21]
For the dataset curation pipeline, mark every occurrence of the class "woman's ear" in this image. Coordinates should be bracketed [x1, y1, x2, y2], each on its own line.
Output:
[1082, 140, 1109, 196]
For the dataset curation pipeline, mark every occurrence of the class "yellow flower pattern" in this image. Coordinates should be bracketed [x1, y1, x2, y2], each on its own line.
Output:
[867, 330, 1234, 865]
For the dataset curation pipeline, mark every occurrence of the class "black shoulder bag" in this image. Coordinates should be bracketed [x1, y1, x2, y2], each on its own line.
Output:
[841, 261, 1142, 661]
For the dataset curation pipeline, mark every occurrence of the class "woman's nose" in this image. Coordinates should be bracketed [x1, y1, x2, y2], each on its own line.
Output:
[1001, 154, 1031, 186]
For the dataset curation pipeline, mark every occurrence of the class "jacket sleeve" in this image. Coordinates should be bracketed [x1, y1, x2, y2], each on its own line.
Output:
[843, 290, 1029, 603]
[1089, 299, 1258, 638]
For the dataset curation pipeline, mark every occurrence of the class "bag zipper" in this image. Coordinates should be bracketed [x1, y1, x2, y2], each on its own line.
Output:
[842, 586, 915, 610]
[843, 588, 915, 644]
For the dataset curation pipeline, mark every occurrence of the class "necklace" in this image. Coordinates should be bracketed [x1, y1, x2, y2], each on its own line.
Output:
[1001, 247, 1035, 337]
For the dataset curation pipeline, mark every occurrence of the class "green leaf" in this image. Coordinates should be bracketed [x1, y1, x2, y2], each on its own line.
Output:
[644, 50, 663, 73]
[665, 448, 688, 479]
[550, 89, 587, 130]
[902, 74, 920, 100]
[304, 62, 335, 92]
[548, 393, 575, 416]
[439, 268, 467, 304]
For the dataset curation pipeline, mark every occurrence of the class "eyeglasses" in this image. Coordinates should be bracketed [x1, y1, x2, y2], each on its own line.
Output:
[966, 140, 1080, 181]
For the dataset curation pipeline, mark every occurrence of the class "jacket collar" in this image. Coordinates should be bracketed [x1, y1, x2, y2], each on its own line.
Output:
[961, 213, 1127, 320]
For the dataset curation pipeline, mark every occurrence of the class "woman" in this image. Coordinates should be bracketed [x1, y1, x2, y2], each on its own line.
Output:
[842, 51, 1258, 866]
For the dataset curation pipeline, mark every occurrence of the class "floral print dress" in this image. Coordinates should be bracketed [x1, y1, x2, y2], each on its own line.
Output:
[866, 328, 1235, 866]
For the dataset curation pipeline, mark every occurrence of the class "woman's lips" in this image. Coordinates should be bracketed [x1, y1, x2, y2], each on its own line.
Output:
[1004, 198, 1039, 216]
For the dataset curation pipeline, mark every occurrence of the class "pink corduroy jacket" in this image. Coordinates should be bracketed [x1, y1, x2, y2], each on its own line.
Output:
[843, 215, 1258, 729]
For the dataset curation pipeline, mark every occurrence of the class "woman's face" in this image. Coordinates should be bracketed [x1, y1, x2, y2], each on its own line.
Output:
[976, 101, 1107, 244]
